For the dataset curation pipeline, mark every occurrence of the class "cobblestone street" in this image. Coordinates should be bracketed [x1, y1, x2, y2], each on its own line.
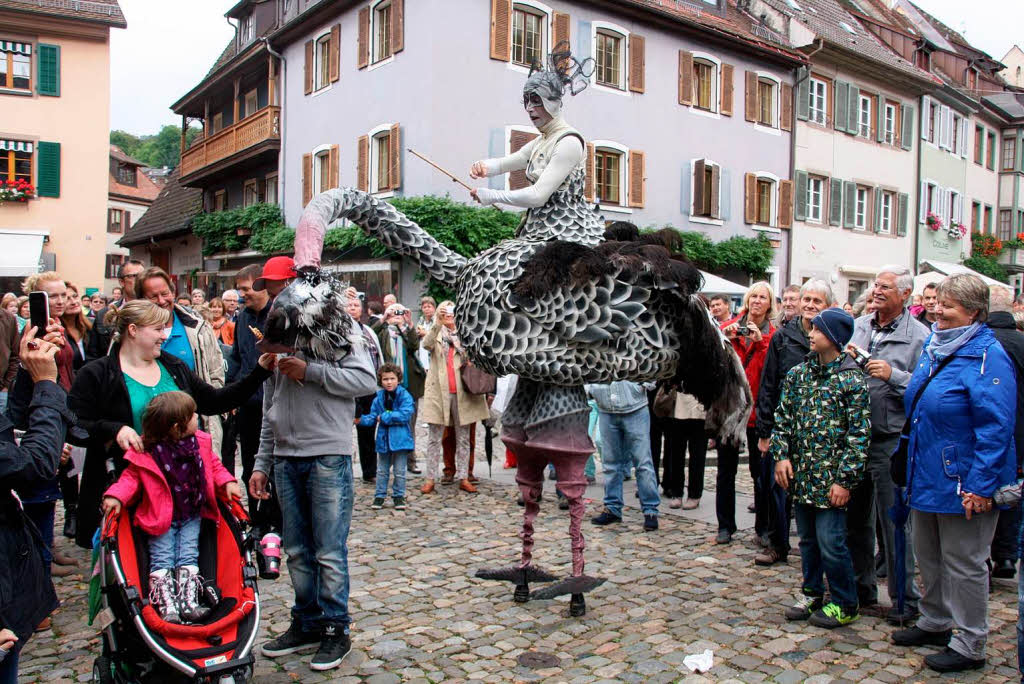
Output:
[18, 456, 1022, 684]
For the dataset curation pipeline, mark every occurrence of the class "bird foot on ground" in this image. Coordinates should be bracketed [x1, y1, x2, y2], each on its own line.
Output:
[529, 575, 606, 600]
[474, 565, 559, 584]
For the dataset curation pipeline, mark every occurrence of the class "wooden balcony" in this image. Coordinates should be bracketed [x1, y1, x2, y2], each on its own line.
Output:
[179, 105, 280, 184]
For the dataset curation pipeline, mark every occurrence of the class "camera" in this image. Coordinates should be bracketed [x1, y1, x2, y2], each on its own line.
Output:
[848, 344, 871, 369]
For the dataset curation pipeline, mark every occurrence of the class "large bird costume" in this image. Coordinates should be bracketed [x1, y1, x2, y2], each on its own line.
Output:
[263, 45, 751, 617]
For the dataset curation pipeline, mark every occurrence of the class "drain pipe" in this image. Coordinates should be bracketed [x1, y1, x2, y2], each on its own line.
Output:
[262, 37, 287, 221]
[787, 38, 824, 286]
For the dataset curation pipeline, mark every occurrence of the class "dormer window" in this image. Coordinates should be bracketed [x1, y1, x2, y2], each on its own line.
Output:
[239, 13, 254, 46]
[116, 164, 136, 186]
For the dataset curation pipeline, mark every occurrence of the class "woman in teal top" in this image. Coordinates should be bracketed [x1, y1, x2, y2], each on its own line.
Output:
[67, 300, 275, 549]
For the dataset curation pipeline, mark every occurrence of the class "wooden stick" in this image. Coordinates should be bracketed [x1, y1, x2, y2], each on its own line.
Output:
[407, 148, 474, 192]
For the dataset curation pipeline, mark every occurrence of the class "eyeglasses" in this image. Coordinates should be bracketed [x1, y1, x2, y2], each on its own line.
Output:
[872, 282, 895, 292]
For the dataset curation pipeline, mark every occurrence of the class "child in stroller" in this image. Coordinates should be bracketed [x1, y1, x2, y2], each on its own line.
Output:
[102, 391, 241, 624]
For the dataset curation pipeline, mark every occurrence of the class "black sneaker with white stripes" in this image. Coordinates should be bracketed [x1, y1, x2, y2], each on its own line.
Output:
[310, 623, 352, 671]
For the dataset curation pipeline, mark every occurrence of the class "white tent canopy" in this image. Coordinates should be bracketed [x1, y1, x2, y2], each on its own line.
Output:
[915, 259, 1013, 295]
[0, 229, 47, 277]
[699, 270, 747, 296]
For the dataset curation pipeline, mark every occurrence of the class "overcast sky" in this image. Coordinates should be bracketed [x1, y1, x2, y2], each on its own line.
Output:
[108, 0, 1022, 135]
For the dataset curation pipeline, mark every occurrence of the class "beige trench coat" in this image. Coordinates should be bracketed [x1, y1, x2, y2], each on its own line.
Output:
[420, 324, 490, 427]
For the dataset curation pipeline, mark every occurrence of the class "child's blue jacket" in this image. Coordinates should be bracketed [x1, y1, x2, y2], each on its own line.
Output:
[358, 385, 416, 453]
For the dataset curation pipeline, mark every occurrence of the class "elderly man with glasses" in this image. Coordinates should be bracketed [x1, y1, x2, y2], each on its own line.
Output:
[846, 265, 929, 625]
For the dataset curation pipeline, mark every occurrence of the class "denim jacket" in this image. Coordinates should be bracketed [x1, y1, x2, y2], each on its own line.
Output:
[586, 381, 648, 414]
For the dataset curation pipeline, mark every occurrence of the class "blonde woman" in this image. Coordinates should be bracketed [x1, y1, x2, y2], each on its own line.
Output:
[419, 301, 489, 494]
[67, 300, 275, 549]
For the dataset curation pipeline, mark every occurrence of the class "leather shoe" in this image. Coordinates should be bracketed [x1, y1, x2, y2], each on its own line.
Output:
[421, 479, 436, 494]
[468, 475, 479, 483]
[891, 625, 952, 647]
[63, 506, 77, 539]
[754, 548, 787, 566]
[35, 617, 52, 632]
[407, 464, 422, 474]
[53, 550, 79, 566]
[714, 529, 732, 544]
[992, 558, 1016, 579]
[458, 479, 477, 493]
[924, 647, 985, 673]
[682, 498, 700, 510]
[441, 475, 454, 485]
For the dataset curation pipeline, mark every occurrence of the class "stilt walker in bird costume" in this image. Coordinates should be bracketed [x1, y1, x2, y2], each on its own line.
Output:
[264, 44, 751, 617]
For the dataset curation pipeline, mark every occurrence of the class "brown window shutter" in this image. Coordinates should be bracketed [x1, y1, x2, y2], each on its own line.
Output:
[357, 135, 369, 192]
[778, 179, 793, 227]
[329, 24, 341, 82]
[780, 83, 793, 132]
[584, 143, 595, 202]
[489, 0, 511, 61]
[628, 34, 645, 94]
[721, 63, 734, 116]
[628, 150, 645, 208]
[743, 172, 756, 223]
[391, 0, 404, 53]
[710, 164, 721, 218]
[304, 39, 314, 94]
[302, 153, 313, 206]
[692, 159, 706, 214]
[744, 71, 758, 122]
[329, 144, 339, 189]
[124, 209, 131, 229]
[357, 6, 370, 69]
[389, 123, 402, 190]
[552, 11, 570, 50]
[678, 50, 693, 106]
[508, 129, 539, 190]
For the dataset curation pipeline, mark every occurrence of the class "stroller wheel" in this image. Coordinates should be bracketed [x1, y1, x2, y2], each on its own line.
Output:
[93, 656, 115, 684]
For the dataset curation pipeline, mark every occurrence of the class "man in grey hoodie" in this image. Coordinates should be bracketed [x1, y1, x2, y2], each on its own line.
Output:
[249, 340, 377, 672]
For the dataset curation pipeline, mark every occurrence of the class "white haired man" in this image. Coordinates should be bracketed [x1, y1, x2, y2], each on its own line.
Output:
[846, 265, 929, 624]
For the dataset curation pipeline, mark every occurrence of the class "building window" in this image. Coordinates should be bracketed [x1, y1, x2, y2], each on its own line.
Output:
[314, 33, 331, 90]
[808, 77, 826, 125]
[925, 183, 936, 217]
[511, 5, 544, 68]
[595, 30, 623, 90]
[105, 254, 127, 280]
[757, 78, 775, 127]
[807, 176, 824, 223]
[315, 149, 331, 193]
[244, 89, 258, 118]
[857, 95, 871, 138]
[948, 190, 959, 227]
[265, 174, 278, 205]
[691, 159, 720, 219]
[0, 141, 32, 184]
[984, 205, 993, 234]
[1000, 210, 1013, 240]
[756, 178, 773, 225]
[243, 179, 260, 207]
[116, 164, 135, 185]
[883, 103, 897, 145]
[951, 114, 963, 155]
[974, 125, 984, 165]
[239, 13, 254, 45]
[373, 1, 393, 64]
[971, 201, 981, 232]
[1003, 137, 1017, 171]
[854, 186, 868, 230]
[108, 208, 123, 233]
[928, 104, 938, 144]
[693, 59, 715, 111]
[373, 131, 392, 191]
[879, 191, 894, 234]
[594, 148, 622, 204]
[211, 112, 224, 133]
[0, 43, 31, 91]
[214, 190, 227, 211]
[987, 132, 997, 170]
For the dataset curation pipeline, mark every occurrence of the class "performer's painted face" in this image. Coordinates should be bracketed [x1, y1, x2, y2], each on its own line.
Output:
[523, 92, 553, 128]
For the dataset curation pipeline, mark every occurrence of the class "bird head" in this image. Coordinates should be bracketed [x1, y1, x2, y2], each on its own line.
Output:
[260, 267, 354, 361]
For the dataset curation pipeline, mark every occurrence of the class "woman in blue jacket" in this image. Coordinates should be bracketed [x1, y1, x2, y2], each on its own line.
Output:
[891, 274, 1016, 674]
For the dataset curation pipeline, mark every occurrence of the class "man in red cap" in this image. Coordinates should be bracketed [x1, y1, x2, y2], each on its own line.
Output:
[253, 256, 297, 298]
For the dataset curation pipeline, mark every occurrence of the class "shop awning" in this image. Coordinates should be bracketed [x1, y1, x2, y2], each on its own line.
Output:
[699, 270, 748, 296]
[916, 259, 1013, 293]
[0, 229, 47, 277]
[0, 42, 31, 55]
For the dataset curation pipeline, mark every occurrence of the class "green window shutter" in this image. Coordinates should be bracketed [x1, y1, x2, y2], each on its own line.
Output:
[897, 192, 909, 236]
[829, 177, 843, 226]
[900, 105, 914, 150]
[876, 96, 885, 143]
[794, 170, 808, 221]
[797, 76, 809, 121]
[847, 85, 860, 135]
[873, 186, 883, 233]
[843, 180, 856, 228]
[37, 44, 61, 96]
[36, 142, 61, 197]
[834, 81, 849, 133]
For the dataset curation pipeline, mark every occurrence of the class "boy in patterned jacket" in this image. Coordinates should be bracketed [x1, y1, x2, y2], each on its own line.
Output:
[771, 308, 870, 628]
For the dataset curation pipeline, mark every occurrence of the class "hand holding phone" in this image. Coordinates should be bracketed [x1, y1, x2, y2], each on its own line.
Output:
[28, 291, 49, 333]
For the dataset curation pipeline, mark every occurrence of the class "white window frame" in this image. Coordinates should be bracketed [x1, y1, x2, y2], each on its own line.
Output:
[948, 188, 961, 227]
[858, 95, 871, 138]
[807, 175, 824, 224]
[370, 0, 395, 69]
[311, 143, 332, 195]
[689, 52, 721, 119]
[808, 77, 827, 125]
[854, 186, 868, 230]
[753, 72, 781, 135]
[879, 191, 893, 234]
[244, 88, 258, 118]
[239, 13, 254, 45]
[591, 139, 631, 213]
[367, 122, 395, 198]
[883, 103, 897, 145]
[508, 0, 552, 74]
[243, 178, 260, 207]
[264, 173, 278, 206]
[689, 157, 722, 226]
[752, 171, 780, 230]
[313, 29, 332, 93]
[951, 112, 962, 155]
[590, 21, 630, 97]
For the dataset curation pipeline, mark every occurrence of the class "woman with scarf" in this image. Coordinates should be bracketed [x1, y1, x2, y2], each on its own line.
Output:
[378, 303, 425, 471]
[891, 274, 1016, 674]
[207, 296, 235, 347]
[420, 301, 488, 495]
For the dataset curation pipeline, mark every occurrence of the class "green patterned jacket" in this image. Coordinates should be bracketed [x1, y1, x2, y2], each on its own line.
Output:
[768, 353, 871, 509]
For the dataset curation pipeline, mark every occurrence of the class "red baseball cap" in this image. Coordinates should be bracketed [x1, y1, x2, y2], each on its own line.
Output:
[253, 256, 297, 291]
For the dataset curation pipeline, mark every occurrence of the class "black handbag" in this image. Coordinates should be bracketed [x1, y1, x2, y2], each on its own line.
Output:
[890, 355, 955, 487]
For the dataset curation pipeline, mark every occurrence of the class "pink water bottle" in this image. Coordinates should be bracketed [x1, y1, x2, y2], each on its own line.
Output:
[258, 532, 282, 580]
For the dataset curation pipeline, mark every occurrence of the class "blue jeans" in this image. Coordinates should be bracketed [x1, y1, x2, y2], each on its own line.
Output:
[794, 503, 858, 610]
[598, 408, 660, 517]
[149, 517, 201, 572]
[375, 450, 409, 498]
[22, 501, 55, 567]
[275, 455, 354, 632]
[1018, 560, 1023, 682]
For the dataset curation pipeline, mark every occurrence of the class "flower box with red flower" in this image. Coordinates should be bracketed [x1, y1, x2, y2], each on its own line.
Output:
[0, 178, 35, 203]
[925, 212, 942, 231]
[947, 221, 966, 241]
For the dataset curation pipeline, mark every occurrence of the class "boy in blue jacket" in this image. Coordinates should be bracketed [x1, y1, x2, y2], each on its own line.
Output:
[358, 363, 415, 509]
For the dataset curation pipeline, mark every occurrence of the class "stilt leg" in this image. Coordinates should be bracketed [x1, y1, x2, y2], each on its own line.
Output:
[515, 455, 546, 570]
[553, 454, 588, 577]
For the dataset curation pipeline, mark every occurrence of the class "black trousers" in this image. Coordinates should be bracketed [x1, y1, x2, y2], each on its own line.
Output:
[58, 459, 78, 509]
[992, 505, 1021, 563]
[355, 394, 377, 481]
[239, 403, 281, 533]
[716, 427, 764, 535]
[662, 418, 707, 499]
[649, 409, 666, 487]
[220, 411, 239, 474]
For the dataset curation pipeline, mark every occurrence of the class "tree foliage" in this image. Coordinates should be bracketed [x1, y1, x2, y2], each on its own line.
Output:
[110, 125, 202, 169]
[963, 255, 1007, 283]
[651, 227, 774, 279]
[192, 203, 289, 255]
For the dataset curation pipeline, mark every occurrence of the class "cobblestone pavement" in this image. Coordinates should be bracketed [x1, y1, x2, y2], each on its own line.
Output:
[20, 462, 1021, 683]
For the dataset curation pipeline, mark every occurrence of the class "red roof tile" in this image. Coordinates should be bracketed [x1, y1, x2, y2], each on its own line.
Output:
[0, 0, 126, 28]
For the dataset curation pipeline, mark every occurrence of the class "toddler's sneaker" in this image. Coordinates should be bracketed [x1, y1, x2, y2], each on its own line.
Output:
[148, 569, 181, 624]
[393, 496, 407, 510]
[784, 593, 823, 621]
[371, 497, 386, 509]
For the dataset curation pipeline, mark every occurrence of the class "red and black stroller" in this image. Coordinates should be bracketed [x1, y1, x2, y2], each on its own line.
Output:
[90, 495, 261, 683]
